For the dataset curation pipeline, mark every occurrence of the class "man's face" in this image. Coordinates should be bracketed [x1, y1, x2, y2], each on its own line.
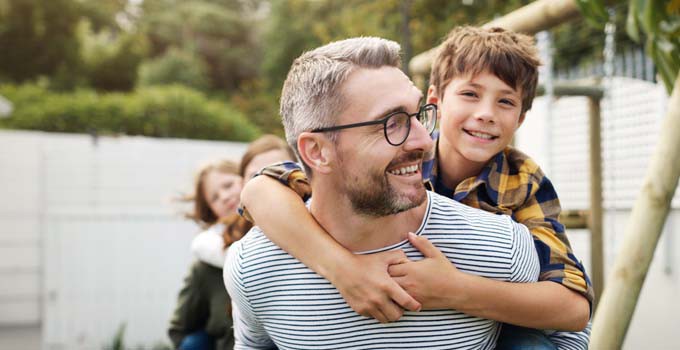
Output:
[330, 66, 434, 217]
[435, 70, 525, 168]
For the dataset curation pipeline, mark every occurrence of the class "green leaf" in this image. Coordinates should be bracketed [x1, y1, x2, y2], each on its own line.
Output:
[626, 0, 641, 42]
[576, 0, 609, 27]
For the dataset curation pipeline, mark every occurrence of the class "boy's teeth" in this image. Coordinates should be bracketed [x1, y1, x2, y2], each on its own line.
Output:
[469, 131, 493, 139]
[388, 164, 418, 175]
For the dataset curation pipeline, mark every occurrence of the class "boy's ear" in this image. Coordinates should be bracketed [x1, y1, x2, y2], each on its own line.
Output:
[297, 132, 334, 175]
[517, 113, 527, 127]
[426, 85, 440, 105]
[426, 85, 441, 121]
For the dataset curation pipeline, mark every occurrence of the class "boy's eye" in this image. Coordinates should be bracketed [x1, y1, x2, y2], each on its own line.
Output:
[460, 91, 477, 98]
[500, 98, 516, 106]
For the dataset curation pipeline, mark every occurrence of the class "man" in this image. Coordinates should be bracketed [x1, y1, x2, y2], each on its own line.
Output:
[223, 37, 539, 349]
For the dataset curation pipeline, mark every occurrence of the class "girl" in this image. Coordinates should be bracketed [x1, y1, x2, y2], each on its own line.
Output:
[169, 134, 296, 350]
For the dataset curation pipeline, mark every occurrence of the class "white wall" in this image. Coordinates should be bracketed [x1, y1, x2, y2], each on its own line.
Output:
[0, 131, 43, 325]
[0, 130, 247, 349]
[517, 77, 680, 349]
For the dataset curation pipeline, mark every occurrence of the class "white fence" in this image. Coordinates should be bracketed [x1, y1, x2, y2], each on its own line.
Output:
[518, 77, 679, 350]
[0, 130, 247, 349]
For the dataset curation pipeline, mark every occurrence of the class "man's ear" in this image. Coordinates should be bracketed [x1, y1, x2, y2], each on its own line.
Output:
[426, 85, 440, 120]
[297, 132, 334, 175]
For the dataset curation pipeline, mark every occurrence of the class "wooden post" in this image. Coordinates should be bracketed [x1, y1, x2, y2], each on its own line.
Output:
[590, 74, 680, 349]
[588, 96, 604, 308]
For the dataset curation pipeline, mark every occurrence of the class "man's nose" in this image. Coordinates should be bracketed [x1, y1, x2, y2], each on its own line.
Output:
[403, 116, 434, 152]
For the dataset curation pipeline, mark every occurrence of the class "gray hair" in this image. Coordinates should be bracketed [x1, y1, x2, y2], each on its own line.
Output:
[280, 37, 402, 175]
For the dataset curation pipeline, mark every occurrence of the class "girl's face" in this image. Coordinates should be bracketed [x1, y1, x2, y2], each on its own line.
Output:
[202, 170, 243, 220]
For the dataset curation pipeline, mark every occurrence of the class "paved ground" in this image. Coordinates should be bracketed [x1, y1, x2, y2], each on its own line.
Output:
[0, 325, 41, 350]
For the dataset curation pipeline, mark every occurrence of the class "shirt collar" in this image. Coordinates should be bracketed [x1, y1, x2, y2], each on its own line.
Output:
[425, 131, 510, 199]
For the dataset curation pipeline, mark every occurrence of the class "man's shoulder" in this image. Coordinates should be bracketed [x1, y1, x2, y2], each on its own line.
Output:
[428, 191, 514, 227]
[226, 227, 310, 281]
[230, 226, 283, 260]
[424, 192, 538, 282]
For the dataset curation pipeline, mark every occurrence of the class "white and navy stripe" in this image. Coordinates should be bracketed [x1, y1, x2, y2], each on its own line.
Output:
[225, 192, 540, 349]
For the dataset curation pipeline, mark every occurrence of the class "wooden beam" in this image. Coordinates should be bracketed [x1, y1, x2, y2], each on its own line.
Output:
[560, 209, 588, 229]
[591, 74, 680, 349]
[409, 0, 583, 76]
[588, 96, 604, 307]
[536, 83, 604, 99]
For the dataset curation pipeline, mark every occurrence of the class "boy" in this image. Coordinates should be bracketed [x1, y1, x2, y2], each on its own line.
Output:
[239, 26, 592, 349]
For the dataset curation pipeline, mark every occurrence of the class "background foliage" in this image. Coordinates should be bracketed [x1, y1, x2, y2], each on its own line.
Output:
[578, 0, 679, 92]
[0, 83, 259, 141]
[0, 0, 671, 140]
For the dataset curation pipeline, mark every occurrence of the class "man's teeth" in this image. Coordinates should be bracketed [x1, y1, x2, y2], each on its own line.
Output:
[388, 165, 419, 175]
[468, 131, 494, 139]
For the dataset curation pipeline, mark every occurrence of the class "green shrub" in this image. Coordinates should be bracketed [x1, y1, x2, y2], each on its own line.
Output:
[0, 83, 260, 141]
[137, 48, 210, 92]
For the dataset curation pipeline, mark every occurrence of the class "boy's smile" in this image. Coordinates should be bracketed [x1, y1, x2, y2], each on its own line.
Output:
[429, 70, 525, 185]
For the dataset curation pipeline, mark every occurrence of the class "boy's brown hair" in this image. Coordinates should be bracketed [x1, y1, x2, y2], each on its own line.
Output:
[430, 26, 541, 114]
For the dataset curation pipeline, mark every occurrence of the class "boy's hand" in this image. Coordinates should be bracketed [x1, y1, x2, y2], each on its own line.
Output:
[388, 233, 461, 309]
[329, 250, 422, 323]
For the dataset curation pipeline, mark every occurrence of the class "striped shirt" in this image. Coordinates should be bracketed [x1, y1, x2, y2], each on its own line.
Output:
[225, 191, 540, 349]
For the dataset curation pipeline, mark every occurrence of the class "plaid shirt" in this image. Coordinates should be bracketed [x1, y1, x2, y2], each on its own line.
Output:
[242, 151, 594, 307]
[423, 142, 593, 306]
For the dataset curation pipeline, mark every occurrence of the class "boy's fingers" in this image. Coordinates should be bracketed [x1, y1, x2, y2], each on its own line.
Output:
[387, 262, 408, 277]
[370, 309, 389, 324]
[389, 282, 421, 312]
[381, 249, 409, 265]
[381, 300, 405, 322]
[408, 232, 443, 259]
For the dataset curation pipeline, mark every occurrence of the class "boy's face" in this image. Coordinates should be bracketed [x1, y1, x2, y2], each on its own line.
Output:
[429, 70, 525, 167]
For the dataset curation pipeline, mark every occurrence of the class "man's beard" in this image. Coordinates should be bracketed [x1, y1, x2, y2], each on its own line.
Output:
[342, 152, 427, 217]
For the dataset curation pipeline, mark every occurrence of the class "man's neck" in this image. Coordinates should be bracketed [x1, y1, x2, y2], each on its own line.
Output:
[437, 138, 486, 190]
[309, 187, 428, 252]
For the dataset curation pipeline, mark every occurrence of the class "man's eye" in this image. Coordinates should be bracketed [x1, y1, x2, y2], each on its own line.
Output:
[385, 114, 406, 133]
[386, 118, 399, 130]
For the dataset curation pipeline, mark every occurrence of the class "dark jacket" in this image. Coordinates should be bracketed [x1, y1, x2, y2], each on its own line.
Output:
[168, 261, 234, 350]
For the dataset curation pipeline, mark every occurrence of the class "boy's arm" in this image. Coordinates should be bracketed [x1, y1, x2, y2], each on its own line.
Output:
[513, 174, 594, 308]
[390, 227, 590, 331]
[240, 164, 420, 322]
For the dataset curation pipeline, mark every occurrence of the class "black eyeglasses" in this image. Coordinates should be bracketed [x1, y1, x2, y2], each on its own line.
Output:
[311, 104, 437, 146]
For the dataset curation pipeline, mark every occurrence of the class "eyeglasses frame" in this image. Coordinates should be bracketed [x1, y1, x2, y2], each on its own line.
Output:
[310, 103, 437, 146]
